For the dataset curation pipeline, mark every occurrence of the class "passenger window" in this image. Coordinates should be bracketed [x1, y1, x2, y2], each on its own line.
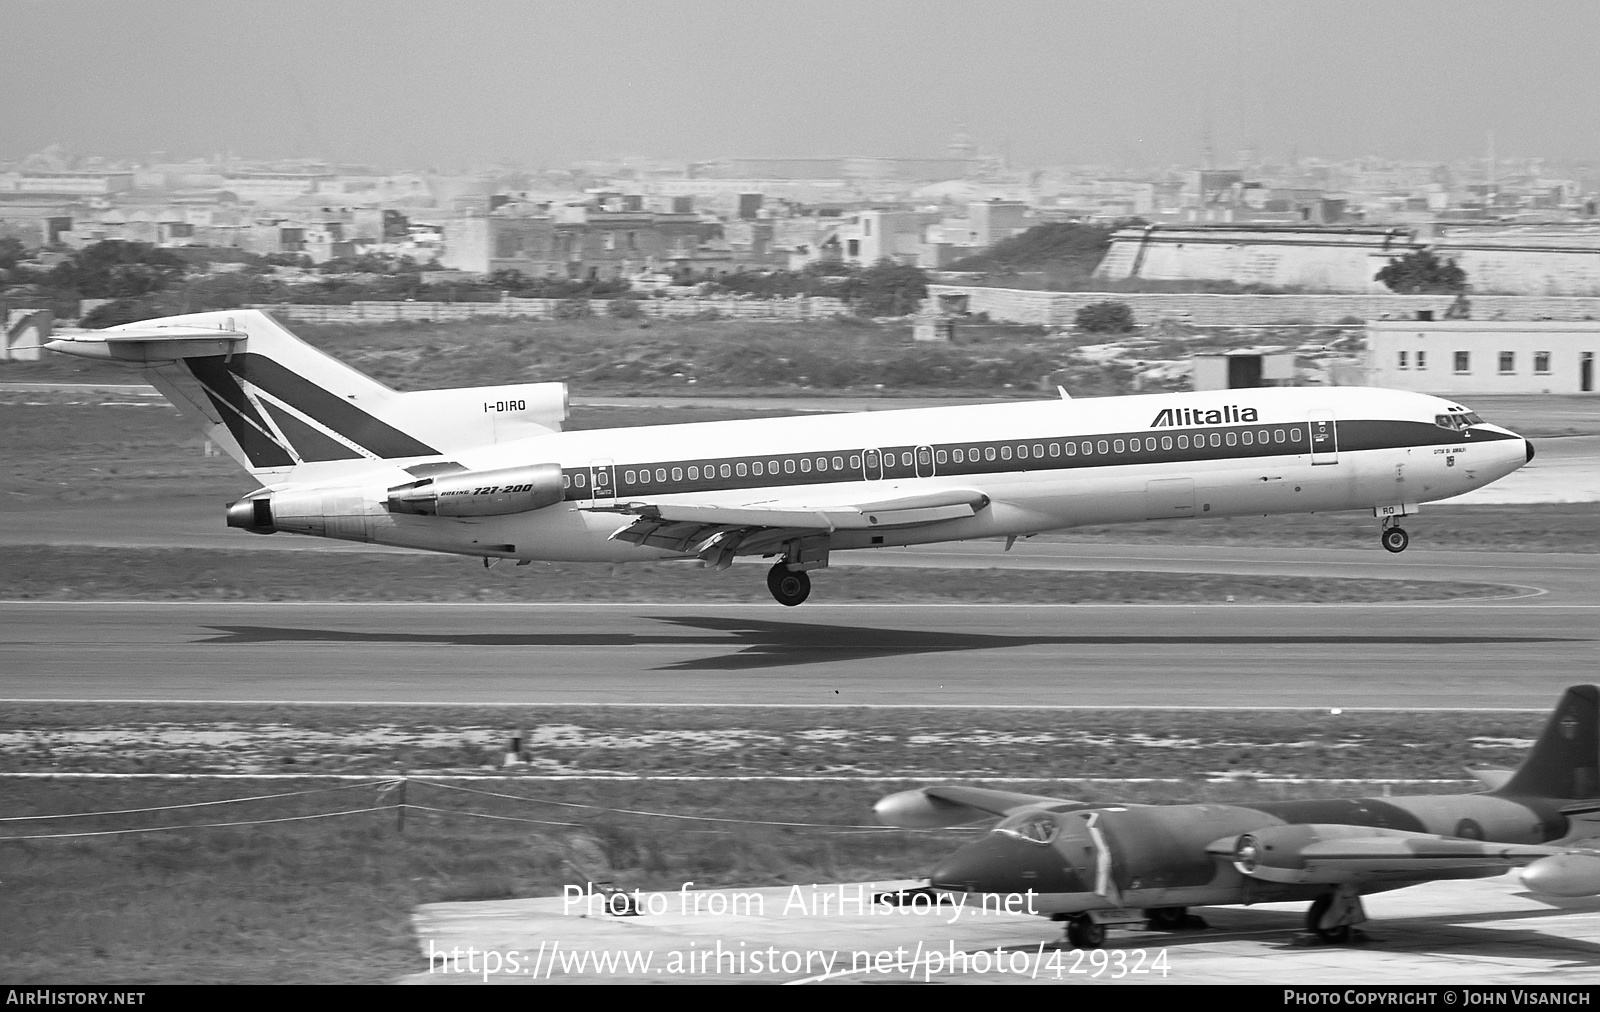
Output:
[784, 459, 796, 473]
[562, 474, 571, 488]
[1113, 439, 1124, 453]
[1290, 428, 1302, 442]
[736, 462, 747, 477]
[1161, 436, 1172, 450]
[718, 464, 730, 478]
[850, 455, 861, 468]
[818, 457, 829, 471]
[985, 447, 996, 461]
[1033, 443, 1044, 457]
[1145, 437, 1156, 451]
[596, 471, 608, 486]
[752, 462, 762, 476]
[1001, 445, 1012, 460]
[687, 466, 698, 480]
[1081, 441, 1092, 455]
[935, 450, 947, 464]
[1014, 445, 1026, 459]
[901, 452, 913, 466]
[1209, 433, 1221, 447]
[833, 456, 844, 470]
[1177, 435, 1188, 449]
[1258, 430, 1268, 443]
[1274, 429, 1284, 443]
[1225, 431, 1237, 446]
[1241, 431, 1253, 445]
[1097, 440, 1108, 454]
[800, 458, 811, 473]
[625, 470, 636, 483]
[1049, 443, 1060, 457]
[1065, 442, 1076, 456]
[672, 467, 683, 481]
[769, 460, 779, 473]
[655, 468, 667, 482]
[953, 449, 964, 463]
[575, 473, 587, 488]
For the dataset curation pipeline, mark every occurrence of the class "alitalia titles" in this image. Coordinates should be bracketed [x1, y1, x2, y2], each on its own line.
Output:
[1150, 405, 1260, 428]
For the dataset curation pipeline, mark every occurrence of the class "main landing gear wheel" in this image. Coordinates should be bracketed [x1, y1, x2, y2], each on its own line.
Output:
[1381, 526, 1410, 554]
[766, 564, 811, 607]
[1065, 914, 1105, 949]
[1305, 894, 1351, 944]
[1145, 906, 1189, 931]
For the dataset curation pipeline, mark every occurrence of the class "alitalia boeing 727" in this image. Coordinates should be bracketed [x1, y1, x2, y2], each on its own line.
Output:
[47, 309, 1534, 605]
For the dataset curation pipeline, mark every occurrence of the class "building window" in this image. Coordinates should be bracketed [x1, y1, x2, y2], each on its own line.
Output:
[1417, 350, 1427, 370]
[1398, 350, 1409, 369]
[1535, 351, 1551, 374]
[1499, 351, 1515, 374]
[847, 239, 860, 257]
[1454, 351, 1471, 374]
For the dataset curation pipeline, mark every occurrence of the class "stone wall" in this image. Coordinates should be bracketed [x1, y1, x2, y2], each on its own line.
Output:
[248, 296, 850, 325]
[926, 285, 1600, 328]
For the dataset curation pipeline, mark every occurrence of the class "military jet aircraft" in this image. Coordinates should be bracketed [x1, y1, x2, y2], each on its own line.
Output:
[876, 685, 1600, 948]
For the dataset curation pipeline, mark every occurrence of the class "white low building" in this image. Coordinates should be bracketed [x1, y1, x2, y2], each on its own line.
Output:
[1366, 320, 1599, 394]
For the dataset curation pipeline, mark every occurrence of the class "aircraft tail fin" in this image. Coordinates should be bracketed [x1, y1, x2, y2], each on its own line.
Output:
[1495, 685, 1600, 800]
[46, 310, 567, 483]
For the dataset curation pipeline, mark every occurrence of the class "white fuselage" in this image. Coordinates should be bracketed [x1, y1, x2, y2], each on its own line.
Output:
[259, 385, 1531, 564]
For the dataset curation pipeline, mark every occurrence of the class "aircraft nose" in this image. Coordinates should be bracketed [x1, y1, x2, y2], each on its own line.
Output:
[1526, 439, 1536, 464]
[929, 834, 1080, 894]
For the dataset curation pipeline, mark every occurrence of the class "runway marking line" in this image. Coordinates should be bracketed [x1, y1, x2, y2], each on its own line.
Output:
[3, 599, 1594, 609]
[0, 697, 1553, 711]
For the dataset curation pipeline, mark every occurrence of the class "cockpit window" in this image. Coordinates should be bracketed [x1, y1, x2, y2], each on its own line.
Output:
[995, 811, 1059, 845]
[1434, 412, 1484, 430]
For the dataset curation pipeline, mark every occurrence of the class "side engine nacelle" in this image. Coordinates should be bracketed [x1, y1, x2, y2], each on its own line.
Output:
[385, 462, 565, 517]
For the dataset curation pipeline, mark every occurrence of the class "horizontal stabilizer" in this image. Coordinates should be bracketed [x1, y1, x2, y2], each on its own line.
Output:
[47, 328, 247, 363]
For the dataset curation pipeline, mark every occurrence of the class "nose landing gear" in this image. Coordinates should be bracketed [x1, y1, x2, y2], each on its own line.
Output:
[1380, 525, 1409, 554]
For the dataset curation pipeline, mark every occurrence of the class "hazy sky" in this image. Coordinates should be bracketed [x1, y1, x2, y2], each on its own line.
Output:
[8, 0, 1600, 170]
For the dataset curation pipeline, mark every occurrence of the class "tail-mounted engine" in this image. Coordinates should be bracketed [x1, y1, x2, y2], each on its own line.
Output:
[385, 463, 565, 517]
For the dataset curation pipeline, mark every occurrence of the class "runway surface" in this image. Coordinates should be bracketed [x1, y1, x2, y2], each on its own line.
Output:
[4, 593, 1595, 707]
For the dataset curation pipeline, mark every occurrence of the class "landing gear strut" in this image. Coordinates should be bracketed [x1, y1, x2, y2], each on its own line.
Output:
[1304, 888, 1366, 944]
[1380, 519, 1409, 554]
[1064, 914, 1105, 949]
[766, 563, 811, 607]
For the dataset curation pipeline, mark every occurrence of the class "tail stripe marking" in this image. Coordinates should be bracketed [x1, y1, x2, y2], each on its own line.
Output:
[260, 402, 366, 463]
[225, 354, 439, 459]
[183, 358, 295, 468]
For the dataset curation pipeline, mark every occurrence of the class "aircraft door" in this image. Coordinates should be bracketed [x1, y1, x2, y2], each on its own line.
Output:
[1308, 410, 1338, 465]
[915, 444, 936, 478]
[589, 458, 615, 504]
[862, 448, 883, 481]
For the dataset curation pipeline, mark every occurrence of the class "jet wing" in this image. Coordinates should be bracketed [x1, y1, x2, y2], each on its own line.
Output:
[875, 785, 1087, 829]
[1206, 824, 1565, 886]
[592, 489, 989, 569]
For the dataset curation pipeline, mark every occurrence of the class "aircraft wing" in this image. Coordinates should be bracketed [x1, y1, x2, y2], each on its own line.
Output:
[875, 785, 1086, 829]
[1206, 824, 1567, 886]
[592, 489, 989, 569]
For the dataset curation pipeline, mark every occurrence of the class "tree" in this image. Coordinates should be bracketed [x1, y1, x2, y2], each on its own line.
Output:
[48, 241, 187, 299]
[1074, 300, 1135, 333]
[853, 259, 928, 317]
[1374, 249, 1467, 294]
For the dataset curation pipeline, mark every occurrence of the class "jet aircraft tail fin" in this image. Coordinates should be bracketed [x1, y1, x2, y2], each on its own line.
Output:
[1495, 685, 1600, 800]
[46, 309, 567, 483]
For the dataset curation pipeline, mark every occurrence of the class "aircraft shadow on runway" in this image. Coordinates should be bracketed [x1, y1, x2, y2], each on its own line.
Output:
[195, 616, 1585, 672]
